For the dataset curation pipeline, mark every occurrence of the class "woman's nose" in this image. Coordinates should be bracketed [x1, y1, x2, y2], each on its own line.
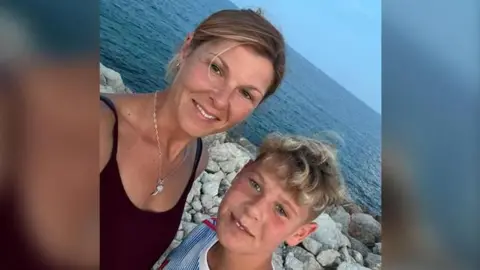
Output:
[210, 86, 231, 110]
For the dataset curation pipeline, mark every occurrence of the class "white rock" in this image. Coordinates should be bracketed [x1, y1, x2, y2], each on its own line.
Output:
[202, 171, 225, 184]
[341, 234, 352, 248]
[213, 171, 226, 182]
[329, 206, 351, 235]
[100, 84, 115, 93]
[302, 237, 323, 255]
[217, 188, 227, 198]
[188, 209, 196, 215]
[100, 63, 126, 93]
[373, 242, 382, 255]
[285, 252, 303, 270]
[234, 155, 252, 171]
[340, 246, 353, 263]
[184, 203, 192, 212]
[337, 262, 370, 270]
[202, 181, 220, 197]
[220, 178, 231, 188]
[203, 132, 227, 148]
[192, 200, 202, 212]
[334, 256, 342, 266]
[182, 212, 192, 222]
[272, 252, 284, 270]
[191, 181, 202, 197]
[206, 159, 220, 173]
[348, 236, 370, 257]
[350, 250, 364, 266]
[186, 191, 194, 204]
[291, 246, 313, 261]
[218, 160, 236, 173]
[171, 239, 181, 249]
[365, 253, 381, 269]
[291, 246, 323, 270]
[316, 249, 341, 267]
[182, 222, 197, 236]
[304, 257, 324, 270]
[193, 212, 210, 224]
[213, 196, 222, 207]
[199, 172, 209, 183]
[348, 213, 381, 246]
[100, 72, 107, 86]
[312, 214, 349, 251]
[336, 222, 343, 230]
[208, 143, 250, 163]
[209, 207, 219, 215]
[175, 230, 184, 241]
[208, 143, 234, 162]
[273, 245, 285, 268]
[201, 194, 215, 210]
[226, 172, 237, 183]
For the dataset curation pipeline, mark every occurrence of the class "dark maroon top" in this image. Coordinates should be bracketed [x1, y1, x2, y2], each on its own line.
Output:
[100, 96, 202, 270]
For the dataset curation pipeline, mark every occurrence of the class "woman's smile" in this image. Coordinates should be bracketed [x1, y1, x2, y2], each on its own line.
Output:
[192, 99, 220, 121]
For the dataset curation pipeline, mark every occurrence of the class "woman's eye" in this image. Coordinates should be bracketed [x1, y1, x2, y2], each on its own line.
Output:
[210, 63, 222, 76]
[241, 89, 252, 100]
[276, 204, 288, 217]
[248, 179, 261, 192]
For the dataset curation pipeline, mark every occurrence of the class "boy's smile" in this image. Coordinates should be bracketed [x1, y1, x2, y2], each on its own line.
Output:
[231, 212, 255, 237]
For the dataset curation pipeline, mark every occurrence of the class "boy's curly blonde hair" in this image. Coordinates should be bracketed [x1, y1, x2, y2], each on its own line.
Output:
[256, 133, 346, 220]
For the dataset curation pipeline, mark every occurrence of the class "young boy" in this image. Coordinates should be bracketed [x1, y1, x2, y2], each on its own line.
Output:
[156, 133, 345, 270]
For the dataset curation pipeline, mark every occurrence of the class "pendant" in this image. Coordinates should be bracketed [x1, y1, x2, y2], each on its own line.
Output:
[151, 182, 164, 196]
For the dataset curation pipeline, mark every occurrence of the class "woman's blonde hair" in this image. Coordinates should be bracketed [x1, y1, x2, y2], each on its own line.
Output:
[166, 8, 285, 101]
[256, 133, 347, 220]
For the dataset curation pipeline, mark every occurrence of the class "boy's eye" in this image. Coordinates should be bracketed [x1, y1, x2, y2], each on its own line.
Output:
[248, 179, 261, 192]
[275, 204, 288, 217]
[240, 89, 252, 100]
[210, 63, 222, 76]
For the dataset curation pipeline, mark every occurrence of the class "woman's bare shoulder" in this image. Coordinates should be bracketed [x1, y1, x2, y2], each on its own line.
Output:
[99, 95, 117, 172]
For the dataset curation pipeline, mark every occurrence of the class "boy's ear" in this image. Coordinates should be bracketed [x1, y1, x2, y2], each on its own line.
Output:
[285, 222, 317, 246]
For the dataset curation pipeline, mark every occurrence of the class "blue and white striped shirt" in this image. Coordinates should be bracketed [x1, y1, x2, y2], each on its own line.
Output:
[156, 218, 218, 270]
[156, 218, 276, 270]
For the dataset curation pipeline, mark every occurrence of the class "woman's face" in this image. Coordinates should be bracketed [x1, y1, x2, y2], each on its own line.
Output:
[171, 40, 274, 137]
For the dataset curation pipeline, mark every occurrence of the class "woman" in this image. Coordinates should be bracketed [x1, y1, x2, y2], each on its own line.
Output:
[100, 9, 286, 269]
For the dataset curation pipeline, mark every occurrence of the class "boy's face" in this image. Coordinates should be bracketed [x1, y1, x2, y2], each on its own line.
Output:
[216, 160, 318, 256]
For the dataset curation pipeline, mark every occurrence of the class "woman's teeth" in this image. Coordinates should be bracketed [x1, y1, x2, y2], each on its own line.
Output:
[196, 103, 217, 120]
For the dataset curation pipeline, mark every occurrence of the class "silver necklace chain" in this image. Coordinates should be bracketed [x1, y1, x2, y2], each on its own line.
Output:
[151, 91, 189, 196]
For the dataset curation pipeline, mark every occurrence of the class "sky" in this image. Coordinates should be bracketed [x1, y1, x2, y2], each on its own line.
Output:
[231, 0, 381, 114]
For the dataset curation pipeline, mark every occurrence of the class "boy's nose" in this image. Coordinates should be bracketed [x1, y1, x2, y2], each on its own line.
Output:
[244, 203, 260, 221]
[244, 196, 268, 222]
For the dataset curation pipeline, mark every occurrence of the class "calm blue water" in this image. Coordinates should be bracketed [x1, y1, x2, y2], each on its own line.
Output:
[100, 0, 381, 215]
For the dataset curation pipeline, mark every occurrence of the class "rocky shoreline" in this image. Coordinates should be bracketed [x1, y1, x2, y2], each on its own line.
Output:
[100, 63, 382, 270]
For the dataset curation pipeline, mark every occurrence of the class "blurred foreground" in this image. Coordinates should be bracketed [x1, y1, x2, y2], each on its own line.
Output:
[0, 1, 478, 269]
